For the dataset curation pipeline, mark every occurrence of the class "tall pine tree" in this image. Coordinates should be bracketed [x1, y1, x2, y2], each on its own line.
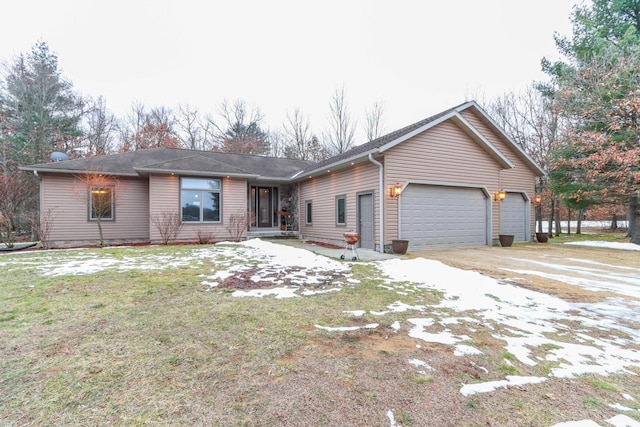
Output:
[0, 41, 84, 171]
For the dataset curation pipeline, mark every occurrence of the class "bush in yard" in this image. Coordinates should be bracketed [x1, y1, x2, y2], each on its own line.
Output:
[0, 172, 37, 248]
[226, 211, 251, 242]
[151, 211, 184, 245]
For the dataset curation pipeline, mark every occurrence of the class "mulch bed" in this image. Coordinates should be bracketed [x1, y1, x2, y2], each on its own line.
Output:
[217, 267, 345, 290]
[302, 240, 343, 249]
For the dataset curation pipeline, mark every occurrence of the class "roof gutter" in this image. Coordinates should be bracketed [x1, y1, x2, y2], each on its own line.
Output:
[368, 153, 384, 253]
[133, 167, 260, 179]
[18, 166, 139, 177]
[294, 148, 379, 181]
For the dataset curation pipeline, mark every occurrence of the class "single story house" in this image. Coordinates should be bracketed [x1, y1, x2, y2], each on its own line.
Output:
[21, 101, 544, 251]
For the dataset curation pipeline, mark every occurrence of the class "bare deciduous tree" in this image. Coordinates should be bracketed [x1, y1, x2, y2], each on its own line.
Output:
[174, 104, 213, 151]
[73, 173, 121, 247]
[281, 108, 329, 161]
[324, 86, 356, 155]
[483, 85, 564, 234]
[0, 172, 37, 247]
[119, 104, 179, 152]
[84, 96, 118, 156]
[226, 211, 251, 242]
[31, 207, 57, 249]
[151, 211, 184, 245]
[363, 101, 385, 141]
[210, 99, 269, 155]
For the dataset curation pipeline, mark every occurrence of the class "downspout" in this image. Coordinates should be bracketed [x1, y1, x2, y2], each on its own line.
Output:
[368, 153, 384, 253]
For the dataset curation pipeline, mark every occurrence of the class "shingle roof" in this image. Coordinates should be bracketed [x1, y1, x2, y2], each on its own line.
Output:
[21, 101, 545, 180]
[21, 148, 316, 180]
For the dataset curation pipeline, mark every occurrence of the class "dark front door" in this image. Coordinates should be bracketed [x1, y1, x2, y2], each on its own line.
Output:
[257, 187, 272, 227]
[358, 193, 374, 249]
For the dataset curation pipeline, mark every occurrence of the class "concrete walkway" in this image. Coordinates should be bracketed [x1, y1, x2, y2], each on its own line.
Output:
[264, 237, 399, 261]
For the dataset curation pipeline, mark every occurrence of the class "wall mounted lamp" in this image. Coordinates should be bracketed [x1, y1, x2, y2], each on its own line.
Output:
[494, 190, 506, 202]
[534, 194, 542, 204]
[390, 183, 402, 198]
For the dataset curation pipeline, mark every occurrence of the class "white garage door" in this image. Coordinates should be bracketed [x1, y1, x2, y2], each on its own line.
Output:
[400, 184, 488, 249]
[500, 192, 527, 241]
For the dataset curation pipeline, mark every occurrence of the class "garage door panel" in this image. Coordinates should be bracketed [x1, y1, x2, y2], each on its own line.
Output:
[400, 185, 488, 249]
[500, 193, 526, 241]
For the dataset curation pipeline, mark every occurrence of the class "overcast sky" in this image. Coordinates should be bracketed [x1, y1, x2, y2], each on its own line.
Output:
[0, 0, 578, 140]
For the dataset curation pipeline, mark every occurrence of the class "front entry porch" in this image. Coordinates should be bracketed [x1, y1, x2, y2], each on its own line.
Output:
[248, 183, 298, 236]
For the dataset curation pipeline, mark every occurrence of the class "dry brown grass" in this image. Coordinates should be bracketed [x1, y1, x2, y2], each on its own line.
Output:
[1, 241, 639, 426]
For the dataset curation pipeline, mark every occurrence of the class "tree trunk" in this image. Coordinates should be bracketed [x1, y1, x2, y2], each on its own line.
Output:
[548, 198, 555, 238]
[611, 214, 618, 231]
[630, 194, 639, 245]
[97, 218, 104, 247]
[555, 202, 562, 237]
[577, 209, 583, 234]
[536, 203, 543, 233]
[567, 208, 572, 235]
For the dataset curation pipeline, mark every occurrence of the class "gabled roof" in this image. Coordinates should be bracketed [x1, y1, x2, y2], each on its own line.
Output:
[20, 102, 545, 181]
[297, 101, 545, 178]
[21, 148, 316, 181]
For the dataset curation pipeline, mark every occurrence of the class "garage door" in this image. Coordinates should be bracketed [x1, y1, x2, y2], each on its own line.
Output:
[399, 184, 488, 249]
[500, 192, 526, 241]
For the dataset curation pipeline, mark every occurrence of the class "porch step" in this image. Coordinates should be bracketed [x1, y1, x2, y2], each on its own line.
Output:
[247, 229, 299, 240]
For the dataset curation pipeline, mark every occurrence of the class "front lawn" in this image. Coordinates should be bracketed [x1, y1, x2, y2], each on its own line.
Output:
[1, 241, 639, 426]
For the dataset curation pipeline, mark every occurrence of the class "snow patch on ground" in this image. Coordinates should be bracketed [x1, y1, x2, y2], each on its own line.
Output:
[566, 240, 640, 251]
[5, 237, 640, 426]
[460, 375, 547, 396]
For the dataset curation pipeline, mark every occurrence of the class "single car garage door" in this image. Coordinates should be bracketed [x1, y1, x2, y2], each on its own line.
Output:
[400, 184, 488, 249]
[500, 192, 527, 241]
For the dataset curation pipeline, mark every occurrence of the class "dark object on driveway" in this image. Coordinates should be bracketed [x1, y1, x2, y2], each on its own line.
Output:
[0, 242, 38, 252]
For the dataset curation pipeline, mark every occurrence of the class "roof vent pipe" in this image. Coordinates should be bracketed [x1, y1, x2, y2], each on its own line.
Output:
[368, 154, 384, 253]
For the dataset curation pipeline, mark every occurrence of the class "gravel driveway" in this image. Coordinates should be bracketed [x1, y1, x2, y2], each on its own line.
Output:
[413, 241, 640, 302]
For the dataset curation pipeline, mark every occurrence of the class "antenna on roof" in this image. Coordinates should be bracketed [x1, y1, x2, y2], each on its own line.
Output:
[50, 151, 70, 162]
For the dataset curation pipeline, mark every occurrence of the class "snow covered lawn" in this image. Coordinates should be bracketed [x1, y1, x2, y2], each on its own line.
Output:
[1, 239, 639, 426]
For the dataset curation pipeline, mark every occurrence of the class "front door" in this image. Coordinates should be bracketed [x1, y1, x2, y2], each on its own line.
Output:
[257, 187, 272, 227]
[358, 193, 374, 249]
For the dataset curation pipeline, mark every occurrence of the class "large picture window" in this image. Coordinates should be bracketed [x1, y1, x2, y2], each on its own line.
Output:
[336, 195, 346, 226]
[90, 187, 114, 221]
[181, 178, 221, 222]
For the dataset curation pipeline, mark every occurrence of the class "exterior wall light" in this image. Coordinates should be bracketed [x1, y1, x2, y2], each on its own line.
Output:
[494, 190, 506, 202]
[390, 183, 402, 198]
[534, 194, 542, 204]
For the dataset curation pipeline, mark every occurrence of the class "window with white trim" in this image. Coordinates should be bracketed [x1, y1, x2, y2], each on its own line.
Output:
[181, 177, 221, 222]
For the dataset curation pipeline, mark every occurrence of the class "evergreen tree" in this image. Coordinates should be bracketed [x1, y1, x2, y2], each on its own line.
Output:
[0, 41, 84, 171]
[545, 1, 640, 242]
